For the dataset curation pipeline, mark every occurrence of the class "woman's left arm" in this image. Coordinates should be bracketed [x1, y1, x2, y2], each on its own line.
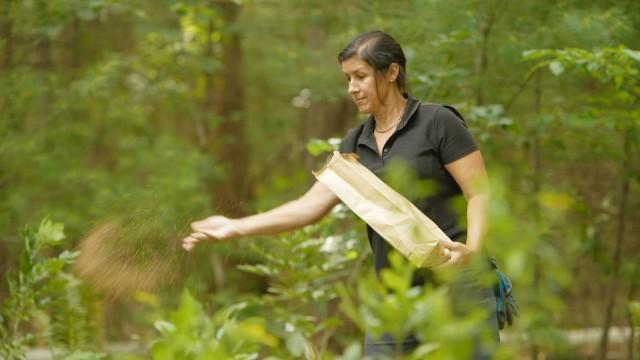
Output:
[440, 149, 490, 266]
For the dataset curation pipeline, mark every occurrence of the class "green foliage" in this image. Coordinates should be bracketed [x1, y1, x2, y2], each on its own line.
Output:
[524, 46, 640, 103]
[305, 138, 341, 156]
[149, 290, 278, 359]
[630, 301, 640, 328]
[137, 207, 367, 359]
[381, 159, 438, 202]
[336, 251, 502, 359]
[234, 208, 368, 358]
[0, 219, 103, 359]
[466, 104, 513, 142]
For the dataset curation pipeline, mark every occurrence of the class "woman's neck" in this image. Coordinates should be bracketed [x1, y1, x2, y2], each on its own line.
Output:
[372, 91, 407, 129]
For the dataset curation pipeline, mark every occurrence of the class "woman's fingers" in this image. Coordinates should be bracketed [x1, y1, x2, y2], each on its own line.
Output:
[443, 248, 452, 262]
[182, 236, 196, 251]
[181, 232, 208, 251]
[434, 241, 470, 270]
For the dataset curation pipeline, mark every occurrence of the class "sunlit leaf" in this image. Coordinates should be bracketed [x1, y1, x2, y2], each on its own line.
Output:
[548, 61, 565, 76]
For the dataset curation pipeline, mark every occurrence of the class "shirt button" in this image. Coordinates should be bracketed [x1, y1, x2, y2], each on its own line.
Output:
[383, 148, 389, 153]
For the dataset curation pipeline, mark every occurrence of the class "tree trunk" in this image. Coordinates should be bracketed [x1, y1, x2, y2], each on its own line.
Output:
[204, 0, 250, 217]
[34, 38, 52, 70]
[34, 0, 52, 70]
[598, 129, 632, 360]
[529, 70, 543, 360]
[474, 23, 488, 106]
[474, 0, 506, 106]
[199, 0, 250, 293]
[297, 25, 357, 181]
[69, 16, 80, 70]
[1, 0, 13, 70]
[628, 282, 637, 360]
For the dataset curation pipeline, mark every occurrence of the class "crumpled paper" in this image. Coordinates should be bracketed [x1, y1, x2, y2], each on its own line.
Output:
[313, 151, 451, 268]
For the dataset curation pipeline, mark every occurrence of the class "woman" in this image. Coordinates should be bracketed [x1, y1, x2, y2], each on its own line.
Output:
[182, 30, 499, 358]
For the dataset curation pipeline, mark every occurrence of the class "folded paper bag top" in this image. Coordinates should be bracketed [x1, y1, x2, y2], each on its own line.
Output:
[313, 151, 451, 269]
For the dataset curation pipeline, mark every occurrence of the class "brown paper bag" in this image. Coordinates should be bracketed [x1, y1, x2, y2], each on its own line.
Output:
[313, 151, 451, 268]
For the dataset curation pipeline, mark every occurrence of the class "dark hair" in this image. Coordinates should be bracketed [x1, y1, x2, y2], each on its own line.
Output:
[338, 30, 409, 96]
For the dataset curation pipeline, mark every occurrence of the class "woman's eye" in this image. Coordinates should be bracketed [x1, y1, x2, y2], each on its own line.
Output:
[345, 74, 365, 83]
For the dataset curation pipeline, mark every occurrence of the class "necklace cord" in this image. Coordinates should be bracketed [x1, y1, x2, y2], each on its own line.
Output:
[374, 117, 402, 133]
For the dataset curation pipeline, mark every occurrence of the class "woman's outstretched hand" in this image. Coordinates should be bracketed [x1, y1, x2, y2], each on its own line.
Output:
[182, 216, 240, 251]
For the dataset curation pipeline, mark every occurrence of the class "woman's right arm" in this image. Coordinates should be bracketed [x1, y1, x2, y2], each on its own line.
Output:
[182, 181, 341, 251]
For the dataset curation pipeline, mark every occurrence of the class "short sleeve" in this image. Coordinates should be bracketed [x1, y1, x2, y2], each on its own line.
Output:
[433, 106, 479, 165]
[338, 123, 364, 153]
[338, 135, 351, 153]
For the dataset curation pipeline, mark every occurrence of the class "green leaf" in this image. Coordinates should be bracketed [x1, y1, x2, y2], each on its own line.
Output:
[549, 61, 564, 76]
[43, 258, 65, 274]
[237, 264, 278, 277]
[58, 250, 80, 264]
[623, 49, 640, 63]
[335, 283, 365, 330]
[285, 332, 306, 357]
[215, 301, 248, 321]
[36, 219, 65, 248]
[522, 49, 548, 60]
[380, 269, 408, 294]
[305, 138, 334, 156]
[77, 8, 96, 21]
[340, 342, 362, 360]
[154, 320, 176, 334]
[171, 290, 206, 333]
[629, 301, 640, 327]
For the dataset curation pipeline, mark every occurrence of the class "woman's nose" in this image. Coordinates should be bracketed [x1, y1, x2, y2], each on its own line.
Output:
[348, 80, 358, 95]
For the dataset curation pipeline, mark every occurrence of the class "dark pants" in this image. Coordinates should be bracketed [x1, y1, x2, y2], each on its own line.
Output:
[363, 263, 500, 359]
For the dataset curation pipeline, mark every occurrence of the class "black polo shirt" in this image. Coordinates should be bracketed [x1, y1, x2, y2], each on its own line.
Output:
[338, 95, 479, 275]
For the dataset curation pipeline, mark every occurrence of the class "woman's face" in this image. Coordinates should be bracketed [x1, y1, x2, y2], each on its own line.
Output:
[341, 57, 387, 114]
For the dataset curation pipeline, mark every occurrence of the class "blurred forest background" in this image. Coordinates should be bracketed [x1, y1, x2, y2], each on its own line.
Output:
[1, 0, 639, 359]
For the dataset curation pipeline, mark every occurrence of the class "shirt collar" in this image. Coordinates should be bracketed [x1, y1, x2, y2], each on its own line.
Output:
[357, 94, 421, 149]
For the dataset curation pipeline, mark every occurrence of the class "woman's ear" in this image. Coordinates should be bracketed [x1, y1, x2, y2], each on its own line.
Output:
[387, 63, 400, 82]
